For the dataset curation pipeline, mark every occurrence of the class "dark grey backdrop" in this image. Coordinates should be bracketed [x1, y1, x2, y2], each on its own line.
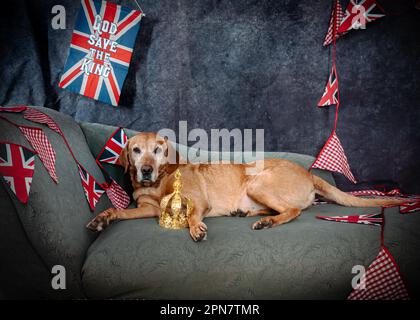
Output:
[0, 0, 419, 192]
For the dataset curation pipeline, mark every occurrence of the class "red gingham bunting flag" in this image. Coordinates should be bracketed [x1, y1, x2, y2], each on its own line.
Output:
[348, 247, 410, 300]
[0, 106, 28, 113]
[97, 128, 128, 165]
[23, 108, 63, 135]
[19, 126, 58, 183]
[105, 179, 130, 209]
[77, 164, 105, 211]
[323, 0, 344, 46]
[311, 131, 357, 183]
[400, 201, 420, 214]
[0, 142, 36, 204]
[338, 0, 385, 35]
[316, 213, 383, 226]
[318, 64, 339, 107]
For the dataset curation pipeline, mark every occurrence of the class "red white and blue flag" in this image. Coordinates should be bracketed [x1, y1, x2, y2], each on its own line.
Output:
[318, 64, 339, 107]
[316, 213, 383, 226]
[77, 164, 105, 211]
[0, 142, 36, 204]
[59, 0, 144, 106]
[97, 127, 128, 165]
[338, 0, 385, 35]
[400, 201, 420, 214]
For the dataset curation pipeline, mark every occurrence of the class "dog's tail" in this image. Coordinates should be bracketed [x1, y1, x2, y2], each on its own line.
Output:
[312, 175, 406, 207]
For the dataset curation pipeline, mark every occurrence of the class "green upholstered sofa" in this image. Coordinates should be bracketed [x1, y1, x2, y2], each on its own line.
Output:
[1, 107, 419, 299]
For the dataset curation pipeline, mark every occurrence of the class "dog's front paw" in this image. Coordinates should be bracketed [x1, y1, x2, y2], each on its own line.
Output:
[252, 217, 273, 230]
[189, 222, 207, 242]
[86, 208, 117, 232]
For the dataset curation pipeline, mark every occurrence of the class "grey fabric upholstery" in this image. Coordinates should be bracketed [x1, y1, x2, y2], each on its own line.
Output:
[0, 107, 112, 298]
[1, 107, 419, 299]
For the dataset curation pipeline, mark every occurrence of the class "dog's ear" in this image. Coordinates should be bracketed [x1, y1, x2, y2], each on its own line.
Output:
[163, 136, 181, 175]
[120, 140, 130, 173]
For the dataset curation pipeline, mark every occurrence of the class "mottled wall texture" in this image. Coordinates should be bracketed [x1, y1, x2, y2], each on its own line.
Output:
[0, 0, 419, 192]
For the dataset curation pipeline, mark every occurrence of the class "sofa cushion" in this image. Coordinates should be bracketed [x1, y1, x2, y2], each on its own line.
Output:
[0, 106, 112, 298]
[82, 204, 389, 299]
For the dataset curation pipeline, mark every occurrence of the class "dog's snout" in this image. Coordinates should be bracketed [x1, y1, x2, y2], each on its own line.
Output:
[141, 165, 153, 175]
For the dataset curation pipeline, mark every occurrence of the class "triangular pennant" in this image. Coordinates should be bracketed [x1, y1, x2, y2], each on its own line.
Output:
[400, 201, 420, 214]
[97, 128, 128, 166]
[316, 213, 383, 226]
[0, 106, 28, 113]
[105, 179, 130, 209]
[23, 108, 63, 135]
[323, 0, 345, 46]
[311, 131, 357, 183]
[318, 64, 339, 107]
[338, 0, 385, 35]
[77, 164, 105, 211]
[348, 247, 410, 300]
[19, 126, 58, 183]
[0, 142, 35, 204]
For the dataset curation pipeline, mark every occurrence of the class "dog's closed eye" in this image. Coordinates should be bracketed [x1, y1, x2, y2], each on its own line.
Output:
[133, 147, 141, 154]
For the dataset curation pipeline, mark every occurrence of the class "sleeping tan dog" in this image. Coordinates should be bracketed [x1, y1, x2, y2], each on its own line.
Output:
[87, 132, 404, 241]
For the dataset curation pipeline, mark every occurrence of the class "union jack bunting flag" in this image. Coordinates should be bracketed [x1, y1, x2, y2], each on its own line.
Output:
[338, 0, 385, 35]
[19, 127, 58, 183]
[311, 131, 357, 183]
[105, 178, 130, 209]
[323, 0, 344, 46]
[0, 142, 36, 204]
[348, 247, 410, 300]
[97, 127, 128, 165]
[77, 164, 105, 211]
[400, 201, 420, 214]
[316, 213, 383, 226]
[318, 64, 339, 107]
[23, 108, 63, 136]
[59, 0, 144, 106]
[0, 106, 28, 113]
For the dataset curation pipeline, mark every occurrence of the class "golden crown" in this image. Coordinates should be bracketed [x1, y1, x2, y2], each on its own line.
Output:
[159, 169, 193, 229]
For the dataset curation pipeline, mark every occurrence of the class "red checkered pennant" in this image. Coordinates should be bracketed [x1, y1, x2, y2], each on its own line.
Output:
[400, 201, 420, 214]
[0, 106, 28, 113]
[323, 0, 344, 46]
[97, 127, 128, 165]
[316, 213, 383, 226]
[338, 0, 385, 35]
[105, 179, 130, 209]
[77, 164, 105, 211]
[23, 108, 63, 136]
[0, 142, 36, 204]
[348, 247, 410, 300]
[19, 127, 58, 183]
[318, 64, 339, 107]
[311, 131, 357, 183]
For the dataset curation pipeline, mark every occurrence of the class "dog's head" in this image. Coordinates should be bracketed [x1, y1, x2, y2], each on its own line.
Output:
[120, 132, 178, 187]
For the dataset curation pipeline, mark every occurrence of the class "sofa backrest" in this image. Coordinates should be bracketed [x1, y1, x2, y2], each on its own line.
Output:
[80, 122, 336, 187]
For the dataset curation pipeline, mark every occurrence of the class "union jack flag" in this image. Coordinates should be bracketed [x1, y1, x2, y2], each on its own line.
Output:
[323, 0, 344, 46]
[316, 213, 383, 226]
[0, 142, 36, 204]
[400, 201, 420, 214]
[77, 164, 105, 211]
[338, 0, 385, 34]
[97, 127, 128, 165]
[59, 0, 144, 106]
[318, 64, 339, 107]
